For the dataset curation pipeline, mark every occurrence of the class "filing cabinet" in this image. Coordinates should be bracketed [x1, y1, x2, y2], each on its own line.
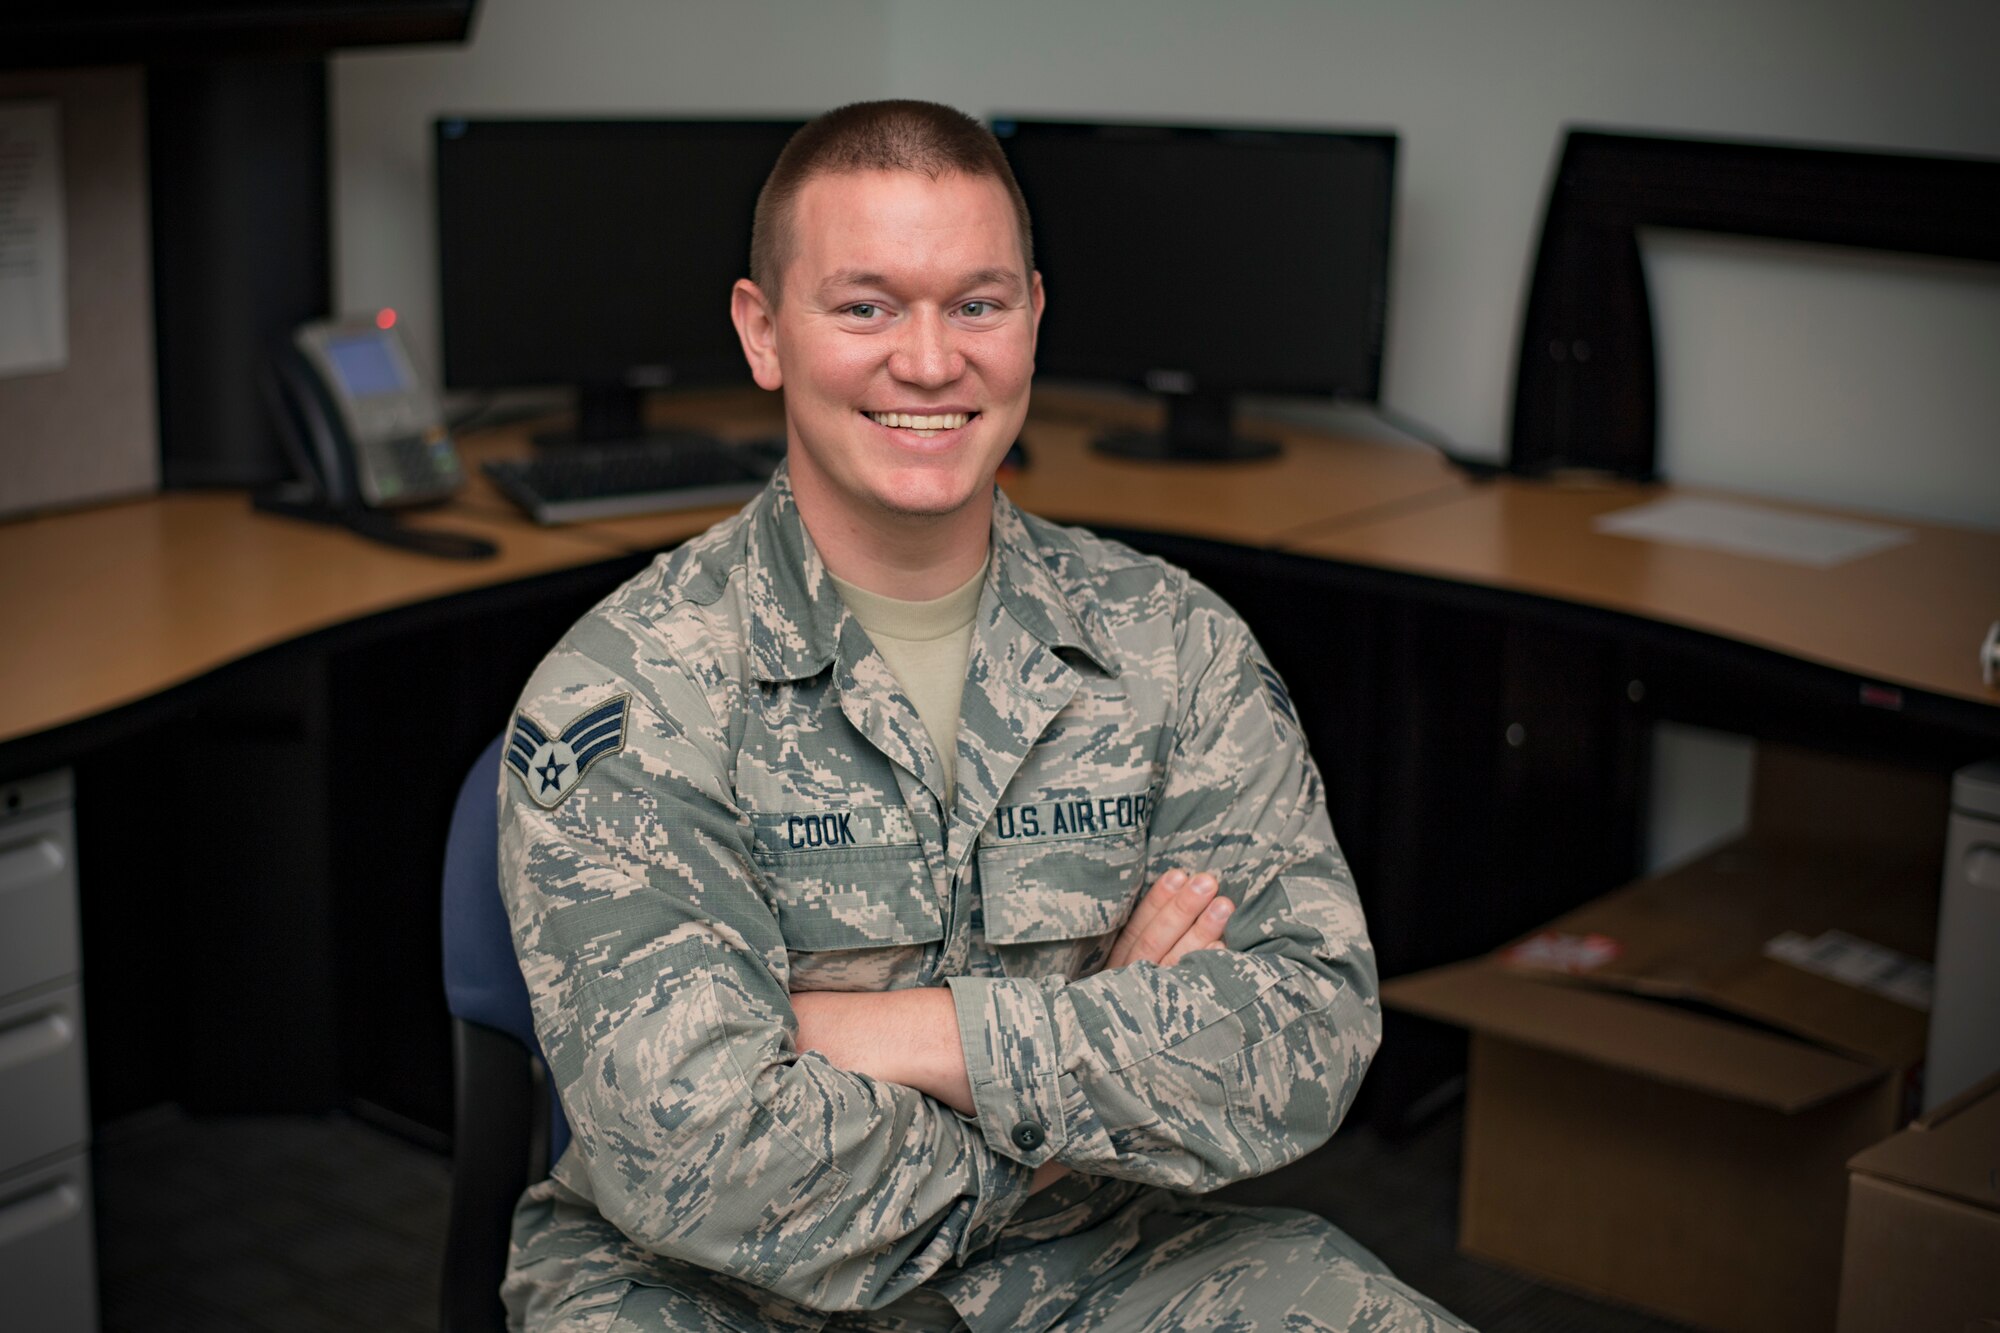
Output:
[1927, 759, 2000, 1112]
[0, 770, 98, 1331]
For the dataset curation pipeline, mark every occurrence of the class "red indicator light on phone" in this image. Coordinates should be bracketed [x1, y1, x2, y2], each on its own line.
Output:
[376, 308, 397, 329]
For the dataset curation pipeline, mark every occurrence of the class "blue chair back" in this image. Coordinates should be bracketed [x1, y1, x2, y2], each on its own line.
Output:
[441, 732, 570, 1160]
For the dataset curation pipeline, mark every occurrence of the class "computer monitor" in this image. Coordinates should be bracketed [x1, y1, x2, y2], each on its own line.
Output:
[993, 118, 1397, 460]
[434, 117, 805, 446]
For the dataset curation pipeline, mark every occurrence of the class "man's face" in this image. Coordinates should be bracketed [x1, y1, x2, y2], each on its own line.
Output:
[733, 169, 1042, 528]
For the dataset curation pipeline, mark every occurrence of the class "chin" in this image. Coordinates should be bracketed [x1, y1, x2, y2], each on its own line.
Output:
[868, 469, 986, 519]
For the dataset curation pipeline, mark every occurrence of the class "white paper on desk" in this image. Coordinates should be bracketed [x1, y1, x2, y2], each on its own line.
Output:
[1593, 495, 1912, 568]
[0, 100, 68, 378]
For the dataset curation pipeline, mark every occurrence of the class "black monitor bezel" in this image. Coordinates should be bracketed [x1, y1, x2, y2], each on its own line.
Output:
[992, 116, 1399, 404]
[432, 115, 805, 402]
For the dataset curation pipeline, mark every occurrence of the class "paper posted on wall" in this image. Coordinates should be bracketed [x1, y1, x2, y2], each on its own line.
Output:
[0, 100, 67, 378]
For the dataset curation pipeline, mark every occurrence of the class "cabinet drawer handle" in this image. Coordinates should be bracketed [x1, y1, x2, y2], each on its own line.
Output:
[0, 1179, 82, 1248]
[0, 1010, 73, 1072]
[0, 835, 66, 892]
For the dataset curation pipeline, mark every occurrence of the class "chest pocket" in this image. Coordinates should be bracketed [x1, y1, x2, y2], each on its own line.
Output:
[977, 797, 1148, 979]
[752, 809, 939, 991]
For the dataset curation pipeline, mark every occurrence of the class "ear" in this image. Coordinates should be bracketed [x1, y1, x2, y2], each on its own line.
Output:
[731, 278, 784, 391]
[1028, 270, 1046, 354]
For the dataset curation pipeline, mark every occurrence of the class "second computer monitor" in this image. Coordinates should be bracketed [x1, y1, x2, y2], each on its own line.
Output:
[994, 118, 1396, 460]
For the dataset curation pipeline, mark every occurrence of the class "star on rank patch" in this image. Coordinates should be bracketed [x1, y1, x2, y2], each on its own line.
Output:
[507, 695, 629, 807]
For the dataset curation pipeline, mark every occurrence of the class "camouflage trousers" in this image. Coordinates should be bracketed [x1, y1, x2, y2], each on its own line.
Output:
[585, 1197, 1474, 1333]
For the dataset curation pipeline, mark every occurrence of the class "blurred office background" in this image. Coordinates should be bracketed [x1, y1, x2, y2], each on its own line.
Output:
[7, 3, 1998, 1329]
[330, 0, 2000, 870]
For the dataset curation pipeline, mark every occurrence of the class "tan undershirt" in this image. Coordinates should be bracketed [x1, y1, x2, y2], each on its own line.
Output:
[830, 557, 988, 803]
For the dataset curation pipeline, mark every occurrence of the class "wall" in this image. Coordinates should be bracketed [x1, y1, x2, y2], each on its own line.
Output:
[333, 0, 2000, 522]
[0, 67, 156, 517]
[332, 0, 2000, 866]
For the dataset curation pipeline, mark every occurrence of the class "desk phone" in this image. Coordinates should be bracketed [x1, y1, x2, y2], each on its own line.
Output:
[279, 316, 463, 509]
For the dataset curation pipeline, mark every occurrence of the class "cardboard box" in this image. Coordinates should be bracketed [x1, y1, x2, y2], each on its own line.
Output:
[1382, 747, 1944, 1333]
[1838, 1071, 2000, 1333]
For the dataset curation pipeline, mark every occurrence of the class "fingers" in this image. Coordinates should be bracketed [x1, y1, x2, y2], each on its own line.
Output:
[1161, 895, 1234, 967]
[1110, 870, 1223, 969]
[1107, 868, 1188, 968]
[1118, 870, 1210, 967]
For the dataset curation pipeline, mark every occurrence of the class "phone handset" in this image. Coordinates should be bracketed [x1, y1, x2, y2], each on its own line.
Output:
[263, 347, 363, 507]
[256, 316, 495, 560]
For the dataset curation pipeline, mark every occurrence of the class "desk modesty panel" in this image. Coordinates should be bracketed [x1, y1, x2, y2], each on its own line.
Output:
[1287, 478, 2000, 711]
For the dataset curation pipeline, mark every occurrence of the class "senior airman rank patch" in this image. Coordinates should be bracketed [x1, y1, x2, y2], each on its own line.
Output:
[507, 695, 629, 807]
[1254, 659, 1299, 731]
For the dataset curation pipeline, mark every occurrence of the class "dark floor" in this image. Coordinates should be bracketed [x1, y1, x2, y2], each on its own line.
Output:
[95, 1109, 448, 1333]
[94, 1101, 1690, 1332]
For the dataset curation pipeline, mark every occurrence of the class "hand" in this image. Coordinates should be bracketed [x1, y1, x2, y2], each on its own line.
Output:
[1029, 1161, 1070, 1194]
[1106, 869, 1233, 970]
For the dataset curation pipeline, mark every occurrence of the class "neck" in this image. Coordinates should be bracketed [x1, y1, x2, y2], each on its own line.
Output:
[793, 482, 994, 601]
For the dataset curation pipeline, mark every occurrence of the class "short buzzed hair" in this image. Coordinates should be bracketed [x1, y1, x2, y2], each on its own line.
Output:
[749, 100, 1034, 302]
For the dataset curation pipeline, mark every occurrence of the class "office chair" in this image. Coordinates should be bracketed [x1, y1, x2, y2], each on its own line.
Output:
[440, 733, 571, 1333]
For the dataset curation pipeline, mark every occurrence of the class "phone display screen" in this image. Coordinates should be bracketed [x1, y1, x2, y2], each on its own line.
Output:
[324, 333, 409, 399]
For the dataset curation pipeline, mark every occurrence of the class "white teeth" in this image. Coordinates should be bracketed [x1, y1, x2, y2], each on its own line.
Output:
[867, 411, 970, 431]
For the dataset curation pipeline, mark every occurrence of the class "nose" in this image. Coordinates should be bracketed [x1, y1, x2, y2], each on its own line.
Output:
[888, 306, 965, 388]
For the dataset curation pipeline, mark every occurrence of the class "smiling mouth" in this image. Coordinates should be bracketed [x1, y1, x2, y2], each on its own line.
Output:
[864, 410, 975, 439]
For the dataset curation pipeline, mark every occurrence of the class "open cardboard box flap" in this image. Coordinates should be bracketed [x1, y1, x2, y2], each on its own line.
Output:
[1488, 837, 1934, 1072]
[1383, 744, 1944, 1114]
[1383, 834, 1932, 1109]
[1384, 837, 1930, 1108]
[1384, 952, 1885, 1111]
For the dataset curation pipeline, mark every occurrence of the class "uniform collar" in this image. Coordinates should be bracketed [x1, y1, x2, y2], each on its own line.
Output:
[744, 465, 1117, 684]
[986, 488, 1118, 676]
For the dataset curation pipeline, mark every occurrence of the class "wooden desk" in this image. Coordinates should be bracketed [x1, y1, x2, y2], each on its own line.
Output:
[3, 387, 1993, 1140]
[0, 491, 615, 747]
[443, 386, 1471, 556]
[1287, 476, 2000, 710]
[995, 394, 1467, 548]
[0, 387, 1470, 750]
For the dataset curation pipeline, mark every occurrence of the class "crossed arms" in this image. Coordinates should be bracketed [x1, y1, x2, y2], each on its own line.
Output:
[499, 582, 1381, 1311]
[791, 867, 1238, 1193]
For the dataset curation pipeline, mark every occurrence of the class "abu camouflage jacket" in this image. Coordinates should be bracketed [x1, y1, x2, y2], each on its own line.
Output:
[496, 465, 1381, 1330]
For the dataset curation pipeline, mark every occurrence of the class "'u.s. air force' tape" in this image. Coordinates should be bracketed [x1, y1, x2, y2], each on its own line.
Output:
[507, 695, 629, 807]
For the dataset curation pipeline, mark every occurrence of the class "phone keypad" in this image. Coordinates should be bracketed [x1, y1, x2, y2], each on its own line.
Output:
[365, 433, 461, 505]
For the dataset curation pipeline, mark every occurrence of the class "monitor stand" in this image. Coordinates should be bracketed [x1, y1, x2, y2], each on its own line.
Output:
[532, 382, 719, 450]
[1091, 391, 1281, 463]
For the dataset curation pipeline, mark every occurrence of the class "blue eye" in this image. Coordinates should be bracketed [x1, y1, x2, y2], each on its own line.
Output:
[961, 301, 993, 317]
[848, 303, 881, 319]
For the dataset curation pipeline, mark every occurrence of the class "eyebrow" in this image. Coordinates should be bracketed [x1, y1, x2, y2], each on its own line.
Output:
[818, 269, 890, 294]
[816, 267, 1027, 299]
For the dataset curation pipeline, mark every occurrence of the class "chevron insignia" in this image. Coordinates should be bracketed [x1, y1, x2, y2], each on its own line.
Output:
[507, 695, 629, 808]
[1254, 660, 1298, 726]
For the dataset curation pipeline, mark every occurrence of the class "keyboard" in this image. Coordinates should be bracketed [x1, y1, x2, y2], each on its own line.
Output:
[483, 434, 781, 524]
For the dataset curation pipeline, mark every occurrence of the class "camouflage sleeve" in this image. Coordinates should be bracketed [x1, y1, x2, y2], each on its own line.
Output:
[947, 578, 1381, 1191]
[499, 631, 1034, 1311]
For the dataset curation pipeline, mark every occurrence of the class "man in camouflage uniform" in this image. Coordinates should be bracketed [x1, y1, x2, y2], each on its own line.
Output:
[498, 101, 1473, 1332]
